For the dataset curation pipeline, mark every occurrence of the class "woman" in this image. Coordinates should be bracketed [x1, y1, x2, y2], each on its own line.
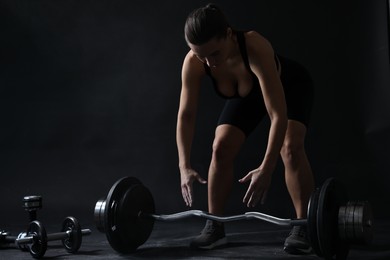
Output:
[176, 3, 315, 255]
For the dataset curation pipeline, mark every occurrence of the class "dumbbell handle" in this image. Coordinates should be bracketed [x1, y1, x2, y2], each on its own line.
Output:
[47, 229, 91, 241]
[141, 210, 307, 226]
[16, 229, 91, 244]
[2, 235, 17, 243]
[1, 232, 27, 245]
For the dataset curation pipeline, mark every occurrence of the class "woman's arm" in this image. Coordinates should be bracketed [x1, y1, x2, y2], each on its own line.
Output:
[177, 51, 207, 207]
[177, 52, 202, 168]
[248, 31, 288, 169]
[239, 31, 288, 207]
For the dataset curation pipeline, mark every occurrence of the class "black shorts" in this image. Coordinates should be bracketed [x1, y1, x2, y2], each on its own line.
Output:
[217, 56, 314, 137]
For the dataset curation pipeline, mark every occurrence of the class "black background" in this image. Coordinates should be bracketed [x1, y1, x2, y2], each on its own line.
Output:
[1, 0, 389, 227]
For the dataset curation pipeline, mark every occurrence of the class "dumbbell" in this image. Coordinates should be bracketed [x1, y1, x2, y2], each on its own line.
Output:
[19, 195, 43, 251]
[16, 216, 91, 259]
[0, 196, 43, 251]
[94, 176, 373, 259]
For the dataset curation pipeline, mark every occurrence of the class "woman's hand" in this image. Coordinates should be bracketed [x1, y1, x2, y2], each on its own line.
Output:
[239, 166, 273, 207]
[180, 168, 207, 207]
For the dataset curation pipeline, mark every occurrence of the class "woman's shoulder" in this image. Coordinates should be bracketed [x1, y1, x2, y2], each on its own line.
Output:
[182, 50, 205, 77]
[242, 30, 274, 56]
[243, 31, 271, 48]
[184, 50, 198, 63]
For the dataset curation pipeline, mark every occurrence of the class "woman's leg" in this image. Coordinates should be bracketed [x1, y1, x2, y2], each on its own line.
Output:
[281, 120, 314, 254]
[190, 124, 245, 249]
[208, 124, 246, 215]
[280, 120, 314, 219]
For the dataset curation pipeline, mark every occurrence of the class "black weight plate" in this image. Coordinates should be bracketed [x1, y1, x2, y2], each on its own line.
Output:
[27, 220, 47, 259]
[307, 187, 322, 257]
[104, 176, 155, 254]
[61, 216, 82, 253]
[317, 178, 349, 259]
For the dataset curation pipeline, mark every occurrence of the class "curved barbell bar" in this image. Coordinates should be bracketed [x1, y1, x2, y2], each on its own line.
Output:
[142, 210, 307, 226]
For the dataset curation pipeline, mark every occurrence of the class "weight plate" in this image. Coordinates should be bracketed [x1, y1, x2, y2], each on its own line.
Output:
[61, 216, 82, 253]
[361, 201, 373, 244]
[338, 204, 349, 241]
[353, 201, 373, 244]
[317, 178, 349, 260]
[339, 201, 353, 241]
[346, 201, 356, 241]
[104, 176, 155, 254]
[338, 200, 374, 246]
[307, 187, 322, 257]
[94, 199, 106, 232]
[354, 202, 363, 242]
[27, 220, 47, 259]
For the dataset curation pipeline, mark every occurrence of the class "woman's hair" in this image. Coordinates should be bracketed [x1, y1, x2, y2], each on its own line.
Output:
[184, 3, 230, 45]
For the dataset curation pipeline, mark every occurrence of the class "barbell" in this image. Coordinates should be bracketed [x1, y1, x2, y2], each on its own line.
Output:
[94, 177, 373, 259]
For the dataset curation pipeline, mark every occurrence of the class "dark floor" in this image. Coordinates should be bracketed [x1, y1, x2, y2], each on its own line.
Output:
[1, 218, 390, 260]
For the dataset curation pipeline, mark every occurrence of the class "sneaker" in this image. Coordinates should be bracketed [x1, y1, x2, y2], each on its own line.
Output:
[190, 220, 227, 249]
[283, 226, 312, 255]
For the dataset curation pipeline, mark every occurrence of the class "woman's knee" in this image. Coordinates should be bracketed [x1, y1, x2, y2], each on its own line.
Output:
[212, 137, 237, 164]
[211, 125, 245, 165]
[281, 120, 308, 168]
[280, 139, 305, 169]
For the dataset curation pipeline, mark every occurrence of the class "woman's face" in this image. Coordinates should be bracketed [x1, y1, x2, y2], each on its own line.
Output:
[188, 32, 231, 68]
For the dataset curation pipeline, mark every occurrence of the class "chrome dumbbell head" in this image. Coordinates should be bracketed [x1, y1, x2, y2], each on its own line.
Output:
[23, 195, 42, 222]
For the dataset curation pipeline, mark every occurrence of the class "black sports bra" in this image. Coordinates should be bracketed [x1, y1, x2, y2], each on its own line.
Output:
[203, 31, 280, 99]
